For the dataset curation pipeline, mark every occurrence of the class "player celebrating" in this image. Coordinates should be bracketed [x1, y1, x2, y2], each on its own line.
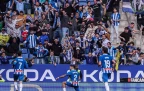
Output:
[56, 65, 80, 91]
[98, 47, 116, 91]
[13, 51, 28, 91]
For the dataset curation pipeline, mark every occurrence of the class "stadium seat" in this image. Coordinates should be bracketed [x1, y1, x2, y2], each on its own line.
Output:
[21, 48, 28, 54]
[87, 0, 93, 1]
[79, 2, 87, 6]
[22, 54, 28, 59]
[79, 0, 87, 1]
[9, 59, 14, 64]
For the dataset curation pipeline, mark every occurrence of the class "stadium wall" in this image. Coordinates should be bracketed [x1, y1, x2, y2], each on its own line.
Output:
[0, 65, 144, 83]
[0, 65, 144, 82]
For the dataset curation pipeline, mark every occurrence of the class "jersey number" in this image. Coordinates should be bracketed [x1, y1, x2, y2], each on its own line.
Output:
[104, 60, 110, 68]
[19, 62, 22, 69]
[74, 75, 77, 81]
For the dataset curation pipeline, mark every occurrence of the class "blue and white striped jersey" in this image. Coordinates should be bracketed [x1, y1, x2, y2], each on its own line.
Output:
[25, 34, 37, 48]
[99, 54, 113, 73]
[13, 57, 28, 75]
[111, 13, 121, 26]
[35, 46, 48, 58]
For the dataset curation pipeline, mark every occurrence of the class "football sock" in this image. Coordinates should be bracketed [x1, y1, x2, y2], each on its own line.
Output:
[105, 82, 110, 91]
[19, 83, 23, 91]
[14, 82, 18, 90]
[63, 88, 66, 91]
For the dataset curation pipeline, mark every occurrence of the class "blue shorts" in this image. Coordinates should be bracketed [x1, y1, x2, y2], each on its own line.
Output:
[66, 81, 79, 91]
[13, 74, 24, 81]
[102, 73, 111, 82]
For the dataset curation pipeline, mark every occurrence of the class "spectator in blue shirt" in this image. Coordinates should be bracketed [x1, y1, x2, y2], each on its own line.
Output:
[0, 52, 14, 64]
[85, 52, 95, 64]
[35, 42, 48, 64]
[39, 29, 49, 45]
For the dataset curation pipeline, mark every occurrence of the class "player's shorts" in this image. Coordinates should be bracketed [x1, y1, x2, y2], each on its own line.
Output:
[66, 81, 79, 91]
[102, 73, 111, 82]
[13, 74, 24, 81]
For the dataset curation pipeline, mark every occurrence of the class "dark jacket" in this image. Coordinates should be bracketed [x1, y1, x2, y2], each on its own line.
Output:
[51, 43, 62, 56]
[85, 56, 95, 64]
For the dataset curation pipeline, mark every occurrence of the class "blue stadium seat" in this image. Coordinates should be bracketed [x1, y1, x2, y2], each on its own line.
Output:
[79, 2, 87, 6]
[22, 54, 28, 59]
[79, 0, 87, 1]
[87, 0, 93, 1]
[9, 59, 14, 64]
[21, 48, 28, 54]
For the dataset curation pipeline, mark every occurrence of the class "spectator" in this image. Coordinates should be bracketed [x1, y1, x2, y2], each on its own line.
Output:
[47, 51, 56, 64]
[60, 49, 70, 64]
[73, 47, 84, 62]
[140, 53, 144, 65]
[34, 2, 43, 16]
[51, 38, 62, 64]
[24, 29, 38, 54]
[119, 27, 132, 44]
[92, 0, 101, 23]
[35, 42, 48, 64]
[39, 29, 49, 45]
[43, 39, 52, 53]
[0, 0, 142, 65]
[107, 42, 116, 58]
[21, 26, 28, 42]
[61, 10, 69, 39]
[0, 52, 14, 64]
[85, 52, 95, 64]
[7, 37, 19, 55]
[77, 33, 86, 51]
[110, 8, 121, 43]
[14, 0, 25, 13]
[128, 49, 139, 65]
[24, 0, 32, 14]
[53, 11, 61, 39]
[102, 34, 110, 47]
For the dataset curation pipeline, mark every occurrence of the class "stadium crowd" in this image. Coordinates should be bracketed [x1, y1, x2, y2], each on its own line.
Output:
[0, 0, 143, 65]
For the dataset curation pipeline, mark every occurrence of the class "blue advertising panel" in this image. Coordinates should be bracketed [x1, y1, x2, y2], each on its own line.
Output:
[0, 65, 144, 82]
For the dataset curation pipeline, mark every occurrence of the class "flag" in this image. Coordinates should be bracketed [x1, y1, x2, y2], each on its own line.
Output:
[122, 0, 134, 13]
[115, 50, 121, 71]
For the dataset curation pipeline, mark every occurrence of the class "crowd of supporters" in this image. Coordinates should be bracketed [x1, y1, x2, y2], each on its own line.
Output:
[0, 0, 143, 65]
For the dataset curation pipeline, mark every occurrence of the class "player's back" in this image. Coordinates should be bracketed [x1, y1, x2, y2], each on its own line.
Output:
[69, 70, 80, 82]
[13, 57, 28, 75]
[99, 54, 113, 73]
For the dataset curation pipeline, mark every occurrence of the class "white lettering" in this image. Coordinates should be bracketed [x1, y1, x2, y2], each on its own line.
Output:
[0, 69, 5, 74]
[83, 70, 98, 82]
[117, 70, 131, 82]
[40, 69, 55, 81]
[24, 69, 38, 81]
[135, 71, 144, 78]
[6, 69, 14, 81]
